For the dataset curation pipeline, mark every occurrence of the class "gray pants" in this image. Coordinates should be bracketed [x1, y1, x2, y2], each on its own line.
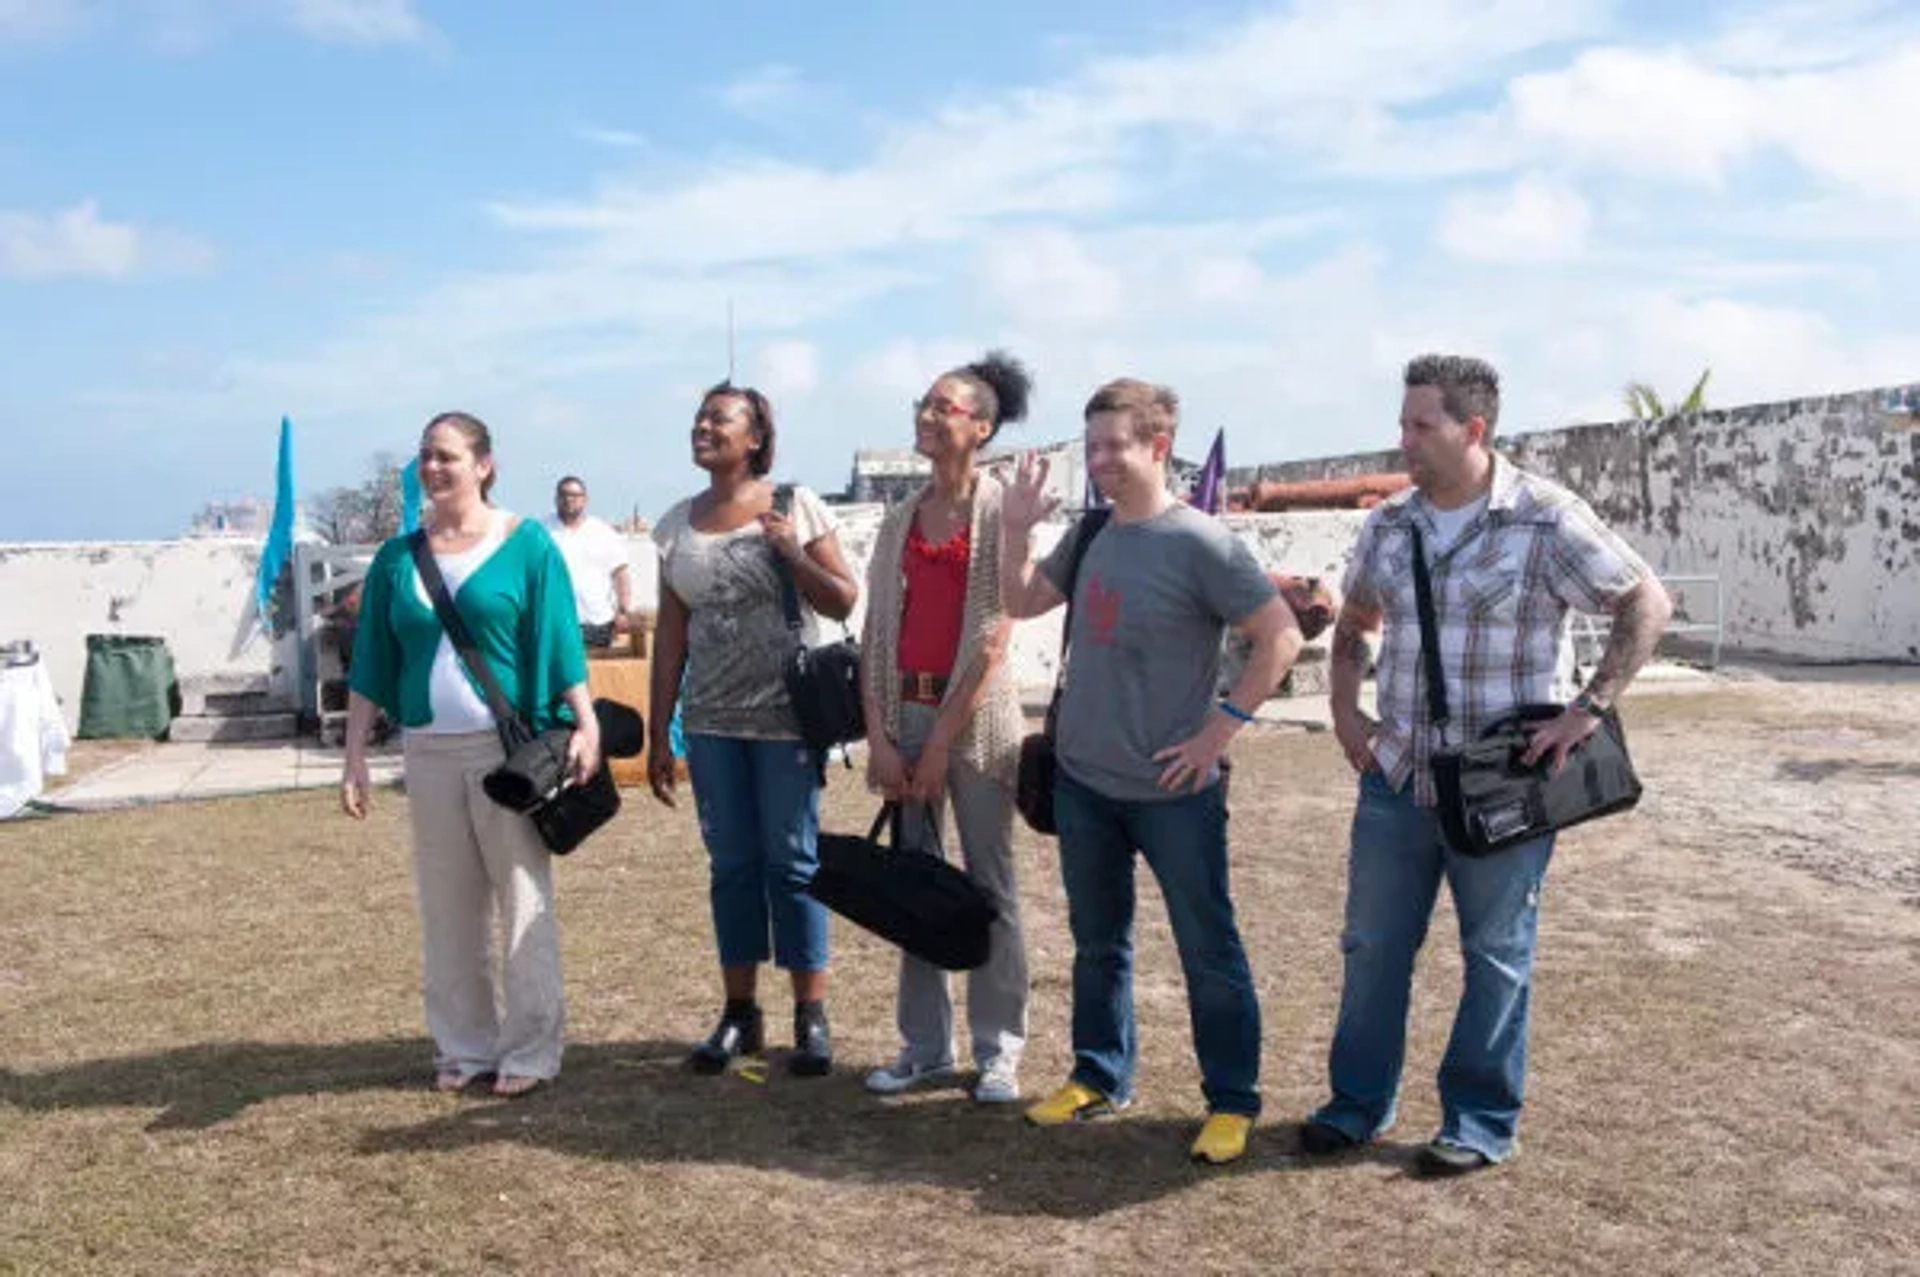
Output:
[893, 703, 1028, 1072]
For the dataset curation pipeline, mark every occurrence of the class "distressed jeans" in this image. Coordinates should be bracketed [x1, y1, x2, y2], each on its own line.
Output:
[1312, 769, 1555, 1160]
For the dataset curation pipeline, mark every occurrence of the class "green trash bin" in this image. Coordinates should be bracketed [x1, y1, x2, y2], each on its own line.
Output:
[77, 634, 181, 740]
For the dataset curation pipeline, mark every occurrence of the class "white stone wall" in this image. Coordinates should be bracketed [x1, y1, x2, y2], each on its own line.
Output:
[0, 540, 297, 731]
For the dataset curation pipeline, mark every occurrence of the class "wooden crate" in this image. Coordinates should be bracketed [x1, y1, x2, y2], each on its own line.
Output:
[585, 654, 654, 790]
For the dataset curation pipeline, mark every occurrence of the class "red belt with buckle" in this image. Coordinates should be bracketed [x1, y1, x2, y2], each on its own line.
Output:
[899, 671, 950, 703]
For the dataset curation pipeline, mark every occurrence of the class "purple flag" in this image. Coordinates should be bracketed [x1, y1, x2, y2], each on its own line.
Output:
[1188, 428, 1225, 515]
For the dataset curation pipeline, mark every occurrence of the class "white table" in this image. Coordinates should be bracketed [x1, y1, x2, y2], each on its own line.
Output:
[0, 659, 70, 819]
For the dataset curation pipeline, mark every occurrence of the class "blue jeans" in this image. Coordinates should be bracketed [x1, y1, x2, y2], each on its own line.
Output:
[684, 734, 828, 973]
[1312, 770, 1555, 1160]
[1054, 769, 1262, 1117]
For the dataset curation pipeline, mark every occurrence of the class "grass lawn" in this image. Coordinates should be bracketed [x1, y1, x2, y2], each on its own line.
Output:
[3, 682, 1917, 1275]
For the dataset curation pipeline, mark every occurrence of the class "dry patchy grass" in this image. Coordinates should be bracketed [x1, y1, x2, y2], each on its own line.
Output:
[2, 678, 1918, 1275]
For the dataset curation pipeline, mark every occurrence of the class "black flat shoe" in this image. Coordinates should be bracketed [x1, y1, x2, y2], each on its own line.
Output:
[688, 1007, 764, 1075]
[789, 1004, 832, 1078]
[1297, 1119, 1361, 1155]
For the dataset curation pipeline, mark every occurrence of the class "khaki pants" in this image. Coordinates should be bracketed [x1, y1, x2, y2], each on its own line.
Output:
[403, 730, 565, 1081]
[892, 703, 1028, 1072]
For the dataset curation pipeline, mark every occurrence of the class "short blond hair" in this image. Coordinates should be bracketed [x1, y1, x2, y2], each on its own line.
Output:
[1084, 378, 1179, 445]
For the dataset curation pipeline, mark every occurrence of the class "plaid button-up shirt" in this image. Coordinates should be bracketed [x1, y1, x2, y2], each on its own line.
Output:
[1343, 455, 1656, 806]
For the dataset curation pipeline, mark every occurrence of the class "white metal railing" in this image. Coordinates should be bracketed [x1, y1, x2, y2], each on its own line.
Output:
[291, 542, 379, 724]
[1569, 573, 1724, 669]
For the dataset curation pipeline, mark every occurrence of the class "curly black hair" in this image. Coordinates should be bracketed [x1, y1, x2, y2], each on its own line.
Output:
[947, 349, 1033, 442]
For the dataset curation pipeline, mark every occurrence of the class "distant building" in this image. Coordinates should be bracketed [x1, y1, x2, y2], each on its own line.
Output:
[186, 497, 274, 538]
[844, 449, 932, 505]
[843, 441, 1096, 511]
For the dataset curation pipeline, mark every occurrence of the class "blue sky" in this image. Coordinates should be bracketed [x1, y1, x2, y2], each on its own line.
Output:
[3, 0, 1917, 541]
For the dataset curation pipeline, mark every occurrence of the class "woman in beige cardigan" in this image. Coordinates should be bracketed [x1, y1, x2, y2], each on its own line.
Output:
[860, 351, 1033, 1105]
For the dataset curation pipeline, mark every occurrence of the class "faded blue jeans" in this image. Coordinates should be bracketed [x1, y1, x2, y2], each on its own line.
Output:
[1311, 769, 1555, 1160]
[1054, 768, 1262, 1117]
[684, 734, 828, 973]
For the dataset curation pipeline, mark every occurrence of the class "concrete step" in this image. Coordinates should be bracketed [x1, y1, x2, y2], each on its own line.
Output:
[176, 673, 294, 717]
[169, 712, 301, 744]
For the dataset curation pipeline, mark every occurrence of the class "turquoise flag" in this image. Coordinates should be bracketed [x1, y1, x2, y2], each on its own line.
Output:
[255, 416, 296, 622]
[401, 457, 425, 533]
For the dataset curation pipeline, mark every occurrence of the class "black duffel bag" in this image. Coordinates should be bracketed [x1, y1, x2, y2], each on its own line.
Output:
[806, 803, 998, 971]
[1410, 524, 1642, 856]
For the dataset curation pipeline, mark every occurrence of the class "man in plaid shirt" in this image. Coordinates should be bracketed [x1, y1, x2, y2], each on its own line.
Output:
[1299, 354, 1673, 1176]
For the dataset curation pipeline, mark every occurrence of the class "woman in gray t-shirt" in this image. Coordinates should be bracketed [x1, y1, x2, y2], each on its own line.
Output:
[648, 382, 859, 1080]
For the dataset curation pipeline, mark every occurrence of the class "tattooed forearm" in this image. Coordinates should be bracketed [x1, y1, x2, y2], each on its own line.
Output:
[1332, 621, 1373, 672]
[1328, 606, 1380, 721]
[1586, 579, 1674, 706]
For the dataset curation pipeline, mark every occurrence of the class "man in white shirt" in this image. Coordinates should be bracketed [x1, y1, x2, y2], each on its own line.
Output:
[542, 476, 634, 650]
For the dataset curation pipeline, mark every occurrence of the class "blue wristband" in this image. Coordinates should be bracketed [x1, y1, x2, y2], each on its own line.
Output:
[1216, 698, 1256, 725]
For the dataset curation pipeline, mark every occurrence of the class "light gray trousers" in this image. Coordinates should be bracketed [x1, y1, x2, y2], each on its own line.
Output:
[403, 730, 565, 1081]
[892, 703, 1028, 1072]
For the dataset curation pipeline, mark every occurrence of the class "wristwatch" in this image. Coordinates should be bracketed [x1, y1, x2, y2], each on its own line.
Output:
[1568, 690, 1607, 716]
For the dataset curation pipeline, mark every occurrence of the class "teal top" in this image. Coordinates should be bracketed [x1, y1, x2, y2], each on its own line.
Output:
[348, 519, 589, 732]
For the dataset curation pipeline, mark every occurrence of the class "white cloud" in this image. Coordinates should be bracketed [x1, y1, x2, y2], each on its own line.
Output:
[576, 126, 646, 149]
[1508, 49, 1760, 183]
[68, 0, 1920, 518]
[274, 0, 435, 47]
[0, 201, 215, 280]
[1619, 294, 1920, 406]
[1489, 41, 1920, 210]
[0, 0, 439, 48]
[754, 340, 822, 400]
[715, 65, 822, 123]
[1438, 174, 1594, 261]
[0, 0, 81, 41]
[1703, 0, 1920, 70]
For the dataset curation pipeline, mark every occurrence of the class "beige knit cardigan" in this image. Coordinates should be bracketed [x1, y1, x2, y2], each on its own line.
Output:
[860, 472, 1025, 786]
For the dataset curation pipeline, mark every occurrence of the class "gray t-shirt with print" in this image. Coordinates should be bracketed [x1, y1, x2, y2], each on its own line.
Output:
[1040, 503, 1276, 802]
[653, 486, 839, 740]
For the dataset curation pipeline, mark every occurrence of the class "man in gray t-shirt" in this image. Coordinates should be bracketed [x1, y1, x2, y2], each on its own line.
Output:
[1000, 377, 1303, 1166]
[1039, 502, 1277, 801]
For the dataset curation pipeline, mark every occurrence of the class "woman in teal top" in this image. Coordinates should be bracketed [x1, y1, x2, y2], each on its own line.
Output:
[341, 411, 600, 1099]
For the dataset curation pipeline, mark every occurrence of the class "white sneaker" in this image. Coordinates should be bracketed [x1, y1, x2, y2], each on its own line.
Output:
[972, 1059, 1020, 1104]
[863, 1054, 958, 1095]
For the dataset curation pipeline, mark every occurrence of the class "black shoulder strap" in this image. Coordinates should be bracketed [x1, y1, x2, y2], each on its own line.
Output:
[770, 483, 803, 637]
[1043, 507, 1113, 736]
[1407, 522, 1452, 741]
[407, 531, 531, 748]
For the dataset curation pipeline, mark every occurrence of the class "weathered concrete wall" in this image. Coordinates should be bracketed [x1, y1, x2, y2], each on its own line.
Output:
[1511, 389, 1920, 662]
[1232, 384, 1920, 663]
[2, 507, 1362, 731]
[0, 540, 297, 731]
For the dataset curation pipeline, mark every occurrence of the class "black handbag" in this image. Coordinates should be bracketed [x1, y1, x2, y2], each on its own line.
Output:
[409, 532, 623, 855]
[770, 485, 865, 765]
[1409, 523, 1642, 855]
[1015, 509, 1111, 835]
[805, 802, 998, 971]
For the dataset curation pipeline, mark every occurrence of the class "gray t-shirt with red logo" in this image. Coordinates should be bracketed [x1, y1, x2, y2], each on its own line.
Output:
[1039, 503, 1276, 802]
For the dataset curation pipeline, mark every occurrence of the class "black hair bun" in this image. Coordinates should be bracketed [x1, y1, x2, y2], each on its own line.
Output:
[966, 349, 1032, 425]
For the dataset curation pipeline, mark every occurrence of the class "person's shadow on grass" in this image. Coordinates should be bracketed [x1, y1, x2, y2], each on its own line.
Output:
[351, 1037, 1422, 1218]
[0, 1037, 432, 1131]
[0, 1036, 1418, 1218]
